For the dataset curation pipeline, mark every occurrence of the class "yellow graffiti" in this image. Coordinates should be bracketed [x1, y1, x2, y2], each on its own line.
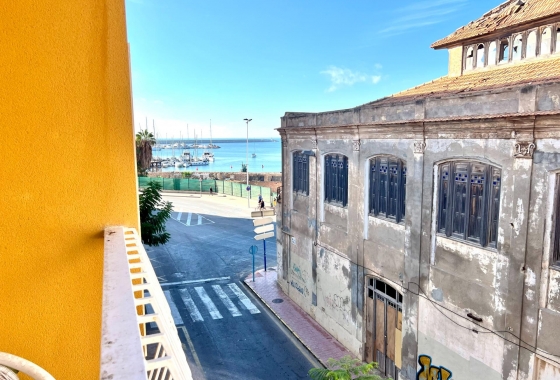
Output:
[417, 355, 452, 380]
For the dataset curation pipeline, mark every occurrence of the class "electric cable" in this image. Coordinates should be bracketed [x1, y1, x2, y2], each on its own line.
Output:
[312, 241, 560, 366]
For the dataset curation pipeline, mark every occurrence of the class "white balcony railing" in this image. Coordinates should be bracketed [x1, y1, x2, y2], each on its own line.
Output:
[0, 352, 55, 379]
[101, 227, 192, 380]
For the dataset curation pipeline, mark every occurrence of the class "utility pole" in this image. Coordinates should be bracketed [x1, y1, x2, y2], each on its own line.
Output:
[244, 118, 252, 208]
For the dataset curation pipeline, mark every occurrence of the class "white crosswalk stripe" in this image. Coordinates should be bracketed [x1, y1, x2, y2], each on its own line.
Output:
[195, 286, 223, 320]
[165, 284, 260, 324]
[164, 290, 184, 325]
[227, 283, 261, 314]
[212, 285, 242, 317]
[198, 214, 202, 225]
[186, 212, 192, 225]
[178, 288, 204, 322]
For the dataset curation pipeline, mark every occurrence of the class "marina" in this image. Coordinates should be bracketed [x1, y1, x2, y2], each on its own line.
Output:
[150, 139, 281, 173]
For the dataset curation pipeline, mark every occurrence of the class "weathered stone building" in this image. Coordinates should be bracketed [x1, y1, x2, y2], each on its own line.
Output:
[276, 1, 560, 379]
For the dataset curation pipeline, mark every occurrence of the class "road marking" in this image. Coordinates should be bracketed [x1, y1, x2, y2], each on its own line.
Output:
[164, 290, 184, 325]
[195, 287, 223, 320]
[227, 283, 261, 314]
[198, 214, 202, 225]
[180, 326, 203, 372]
[178, 288, 204, 322]
[160, 276, 231, 287]
[177, 211, 182, 221]
[212, 285, 242, 317]
[187, 212, 192, 225]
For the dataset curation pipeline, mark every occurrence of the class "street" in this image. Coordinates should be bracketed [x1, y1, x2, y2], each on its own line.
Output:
[146, 193, 319, 380]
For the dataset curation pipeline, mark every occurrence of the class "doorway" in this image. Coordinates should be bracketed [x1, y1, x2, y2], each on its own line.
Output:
[365, 278, 402, 379]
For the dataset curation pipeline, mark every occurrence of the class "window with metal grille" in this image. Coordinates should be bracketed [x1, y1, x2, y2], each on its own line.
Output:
[369, 156, 406, 223]
[293, 152, 309, 195]
[324, 154, 348, 206]
[438, 161, 501, 247]
[553, 176, 560, 267]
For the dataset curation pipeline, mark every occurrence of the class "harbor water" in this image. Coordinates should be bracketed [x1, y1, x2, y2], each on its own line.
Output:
[152, 139, 282, 173]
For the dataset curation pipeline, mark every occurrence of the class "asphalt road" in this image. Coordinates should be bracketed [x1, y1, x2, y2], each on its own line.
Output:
[146, 193, 319, 380]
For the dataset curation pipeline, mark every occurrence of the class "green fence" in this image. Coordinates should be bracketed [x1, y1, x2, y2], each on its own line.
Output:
[138, 177, 278, 204]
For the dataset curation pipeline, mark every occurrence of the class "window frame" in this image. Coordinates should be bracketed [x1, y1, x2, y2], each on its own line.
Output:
[369, 155, 406, 224]
[324, 153, 348, 207]
[552, 175, 560, 268]
[437, 160, 501, 248]
[292, 151, 310, 195]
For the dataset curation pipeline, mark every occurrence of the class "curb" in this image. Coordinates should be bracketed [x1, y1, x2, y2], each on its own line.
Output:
[241, 275, 327, 368]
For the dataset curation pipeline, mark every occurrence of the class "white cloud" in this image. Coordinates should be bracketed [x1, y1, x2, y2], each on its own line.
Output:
[378, 0, 467, 37]
[321, 66, 381, 92]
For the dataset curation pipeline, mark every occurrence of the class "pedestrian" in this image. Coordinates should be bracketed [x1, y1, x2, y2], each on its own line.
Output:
[210, 187, 213, 196]
[260, 198, 265, 210]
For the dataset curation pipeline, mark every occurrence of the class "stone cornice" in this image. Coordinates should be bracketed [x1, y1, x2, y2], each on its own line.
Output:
[277, 112, 560, 140]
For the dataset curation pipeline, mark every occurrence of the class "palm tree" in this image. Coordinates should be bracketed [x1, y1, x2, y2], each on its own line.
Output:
[136, 129, 156, 175]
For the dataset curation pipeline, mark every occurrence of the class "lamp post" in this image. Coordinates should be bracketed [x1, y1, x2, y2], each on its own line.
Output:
[244, 118, 252, 208]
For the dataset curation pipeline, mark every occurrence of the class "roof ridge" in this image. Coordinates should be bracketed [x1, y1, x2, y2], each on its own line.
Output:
[431, 0, 560, 49]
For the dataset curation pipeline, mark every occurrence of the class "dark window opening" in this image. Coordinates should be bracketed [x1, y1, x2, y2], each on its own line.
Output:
[293, 151, 309, 195]
[438, 161, 501, 248]
[476, 44, 485, 67]
[370, 156, 406, 223]
[499, 40, 509, 62]
[368, 278, 402, 304]
[324, 154, 348, 206]
[465, 47, 474, 69]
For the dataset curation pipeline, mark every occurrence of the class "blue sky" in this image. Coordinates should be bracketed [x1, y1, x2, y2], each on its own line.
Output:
[126, 0, 499, 139]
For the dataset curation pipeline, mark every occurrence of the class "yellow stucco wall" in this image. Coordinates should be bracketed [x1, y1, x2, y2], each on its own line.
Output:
[448, 46, 464, 77]
[0, 1, 139, 378]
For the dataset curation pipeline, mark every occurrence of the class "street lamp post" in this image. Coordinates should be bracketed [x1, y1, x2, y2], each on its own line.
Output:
[244, 118, 252, 208]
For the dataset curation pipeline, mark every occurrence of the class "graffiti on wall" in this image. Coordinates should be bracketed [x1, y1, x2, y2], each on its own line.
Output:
[290, 263, 309, 284]
[290, 280, 310, 297]
[323, 292, 352, 324]
[417, 355, 452, 380]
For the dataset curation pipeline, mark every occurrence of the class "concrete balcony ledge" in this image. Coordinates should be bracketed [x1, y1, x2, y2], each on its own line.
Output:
[100, 226, 192, 380]
[101, 227, 147, 380]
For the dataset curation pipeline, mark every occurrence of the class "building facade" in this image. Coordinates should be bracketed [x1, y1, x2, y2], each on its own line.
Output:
[1, 1, 141, 377]
[276, 1, 560, 379]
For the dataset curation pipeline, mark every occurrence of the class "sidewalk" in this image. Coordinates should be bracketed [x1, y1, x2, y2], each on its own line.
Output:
[243, 268, 354, 367]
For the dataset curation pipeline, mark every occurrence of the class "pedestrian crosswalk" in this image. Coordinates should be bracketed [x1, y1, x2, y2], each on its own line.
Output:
[171, 209, 214, 227]
[164, 283, 260, 325]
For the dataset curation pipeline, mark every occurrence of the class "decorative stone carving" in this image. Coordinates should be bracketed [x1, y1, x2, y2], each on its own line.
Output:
[514, 142, 535, 158]
[414, 140, 426, 154]
[353, 139, 361, 151]
[281, 138, 287, 148]
[312, 139, 318, 149]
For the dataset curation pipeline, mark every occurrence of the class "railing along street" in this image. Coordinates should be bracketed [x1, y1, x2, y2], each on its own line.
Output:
[101, 227, 192, 380]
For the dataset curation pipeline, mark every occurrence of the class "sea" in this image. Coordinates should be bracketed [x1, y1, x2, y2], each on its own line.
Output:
[152, 138, 282, 173]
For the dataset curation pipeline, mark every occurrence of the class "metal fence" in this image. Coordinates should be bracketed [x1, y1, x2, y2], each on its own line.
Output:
[138, 177, 278, 204]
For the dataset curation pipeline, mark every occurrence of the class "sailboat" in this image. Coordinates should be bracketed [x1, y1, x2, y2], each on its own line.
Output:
[202, 120, 215, 162]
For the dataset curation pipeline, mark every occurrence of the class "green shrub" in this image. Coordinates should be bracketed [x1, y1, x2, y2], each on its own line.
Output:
[139, 181, 173, 246]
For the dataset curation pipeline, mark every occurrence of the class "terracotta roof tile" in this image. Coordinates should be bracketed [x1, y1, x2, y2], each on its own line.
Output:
[373, 56, 560, 102]
[432, 0, 560, 49]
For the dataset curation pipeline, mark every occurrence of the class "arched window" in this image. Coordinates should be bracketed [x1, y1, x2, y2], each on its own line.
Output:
[325, 154, 348, 206]
[512, 34, 523, 61]
[499, 40, 509, 62]
[293, 151, 309, 195]
[369, 156, 406, 223]
[476, 44, 485, 67]
[526, 30, 537, 58]
[541, 27, 552, 55]
[438, 161, 501, 247]
[465, 47, 474, 70]
[488, 41, 497, 66]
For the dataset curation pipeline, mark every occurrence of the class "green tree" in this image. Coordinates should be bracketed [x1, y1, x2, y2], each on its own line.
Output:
[139, 180, 173, 246]
[182, 171, 193, 179]
[241, 163, 247, 172]
[136, 129, 156, 175]
[308, 356, 382, 380]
